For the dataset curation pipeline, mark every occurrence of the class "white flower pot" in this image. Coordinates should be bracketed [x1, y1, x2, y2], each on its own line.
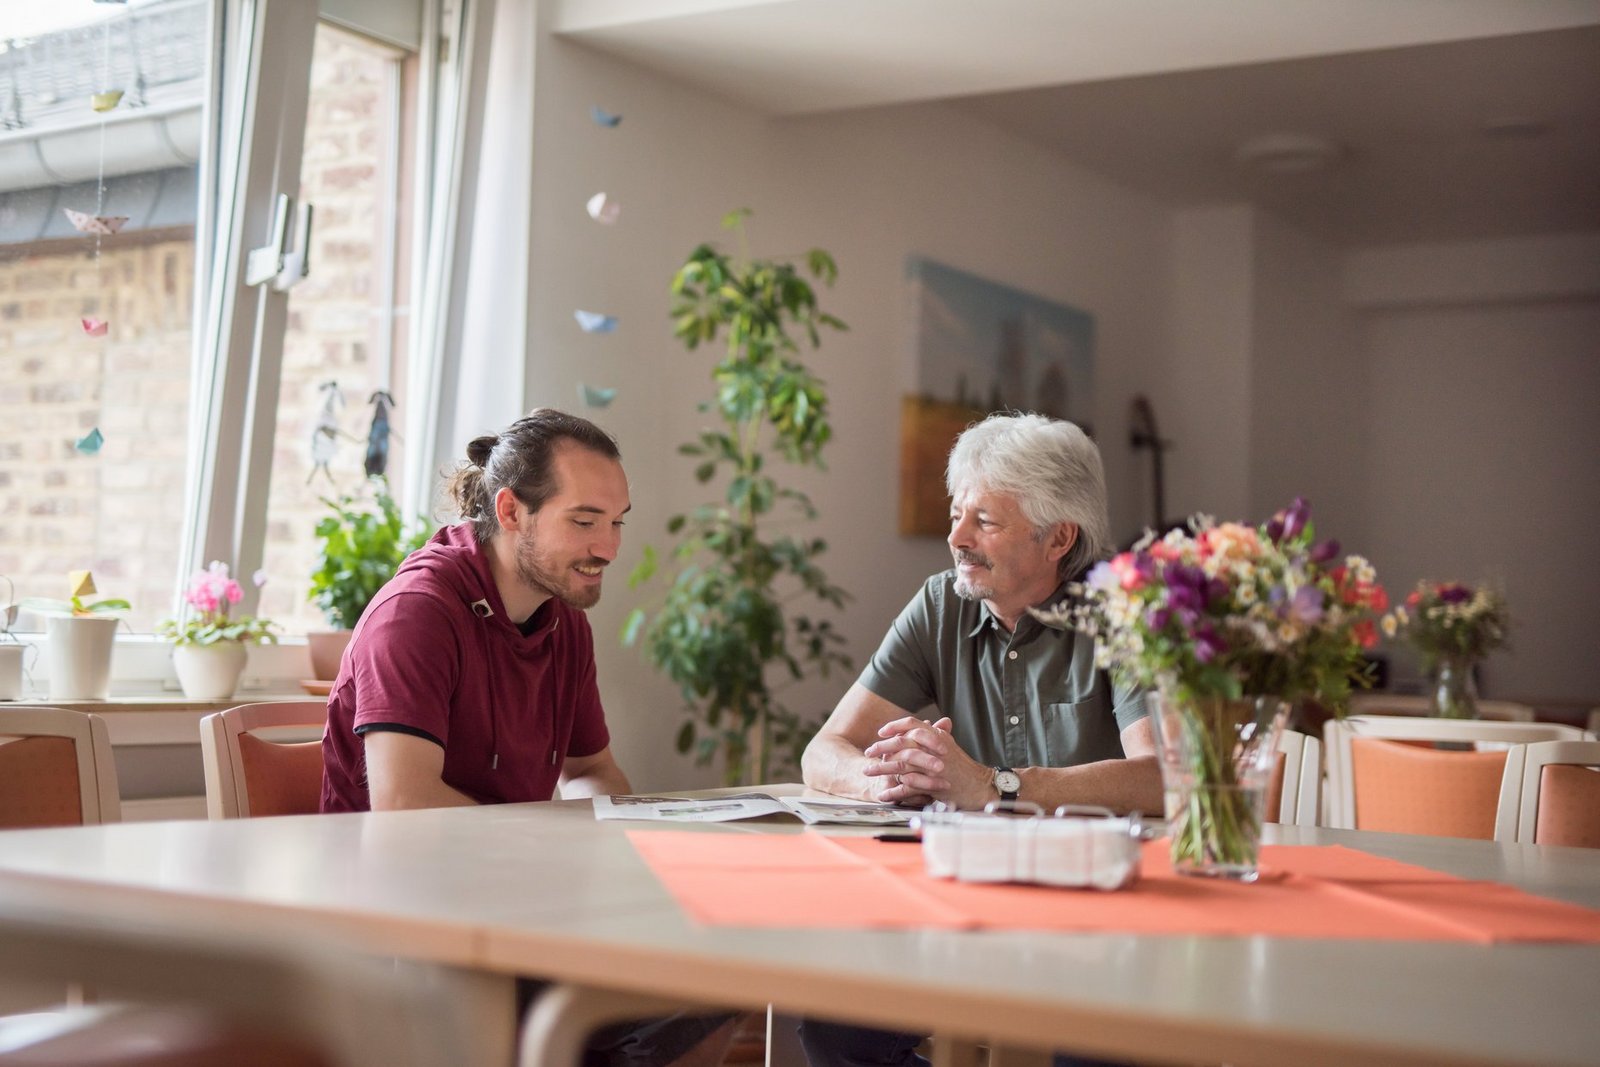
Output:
[172, 642, 249, 701]
[45, 615, 120, 700]
[0, 644, 24, 700]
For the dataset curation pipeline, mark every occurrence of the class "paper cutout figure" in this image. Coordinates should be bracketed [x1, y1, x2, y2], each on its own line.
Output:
[586, 192, 621, 224]
[578, 383, 618, 408]
[309, 380, 343, 484]
[365, 390, 394, 478]
[574, 310, 618, 334]
[75, 428, 105, 455]
[251, 569, 268, 588]
[69, 571, 97, 598]
[590, 105, 622, 128]
[63, 209, 128, 235]
[91, 90, 124, 112]
[81, 317, 109, 336]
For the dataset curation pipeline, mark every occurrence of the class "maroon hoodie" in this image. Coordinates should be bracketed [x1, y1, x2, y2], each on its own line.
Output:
[320, 523, 610, 812]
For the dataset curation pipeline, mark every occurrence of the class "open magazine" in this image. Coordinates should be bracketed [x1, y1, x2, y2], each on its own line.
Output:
[593, 792, 915, 826]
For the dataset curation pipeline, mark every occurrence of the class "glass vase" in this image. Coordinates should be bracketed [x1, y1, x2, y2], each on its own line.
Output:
[1147, 691, 1290, 881]
[1429, 655, 1479, 719]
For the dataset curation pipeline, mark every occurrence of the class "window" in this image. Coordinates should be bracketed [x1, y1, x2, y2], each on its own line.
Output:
[1, 0, 480, 674]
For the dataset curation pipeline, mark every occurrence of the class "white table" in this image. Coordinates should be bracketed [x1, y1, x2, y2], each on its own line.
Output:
[0, 793, 1597, 1066]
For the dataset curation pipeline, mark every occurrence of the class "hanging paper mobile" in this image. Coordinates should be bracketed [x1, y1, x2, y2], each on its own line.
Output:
[574, 310, 618, 333]
[91, 90, 124, 112]
[590, 105, 622, 128]
[75, 428, 105, 455]
[81, 317, 109, 336]
[578, 383, 618, 408]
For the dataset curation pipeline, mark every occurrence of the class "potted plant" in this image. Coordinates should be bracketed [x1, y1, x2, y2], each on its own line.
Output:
[624, 209, 853, 786]
[20, 570, 131, 701]
[158, 562, 277, 701]
[306, 477, 430, 679]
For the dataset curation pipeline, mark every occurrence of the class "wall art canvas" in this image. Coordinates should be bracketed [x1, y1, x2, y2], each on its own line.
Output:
[900, 257, 1095, 535]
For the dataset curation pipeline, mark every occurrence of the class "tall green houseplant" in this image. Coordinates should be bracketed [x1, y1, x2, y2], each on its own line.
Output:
[624, 210, 852, 786]
[309, 478, 430, 629]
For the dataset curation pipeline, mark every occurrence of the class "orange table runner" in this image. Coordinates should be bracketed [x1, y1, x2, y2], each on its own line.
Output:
[626, 831, 1600, 944]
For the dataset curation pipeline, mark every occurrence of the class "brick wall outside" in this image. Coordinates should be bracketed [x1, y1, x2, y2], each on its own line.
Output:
[0, 25, 402, 636]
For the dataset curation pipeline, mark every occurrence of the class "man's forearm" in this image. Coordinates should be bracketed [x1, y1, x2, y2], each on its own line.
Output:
[1016, 756, 1164, 816]
[370, 778, 477, 811]
[800, 732, 878, 802]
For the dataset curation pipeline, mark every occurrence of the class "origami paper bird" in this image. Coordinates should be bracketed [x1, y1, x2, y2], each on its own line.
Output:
[586, 192, 621, 224]
[578, 383, 618, 408]
[63, 209, 128, 235]
[91, 90, 124, 112]
[590, 105, 622, 128]
[75, 429, 105, 455]
[574, 310, 618, 334]
[81, 317, 109, 336]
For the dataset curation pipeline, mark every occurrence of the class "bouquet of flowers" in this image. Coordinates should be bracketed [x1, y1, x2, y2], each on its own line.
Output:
[1395, 580, 1509, 670]
[157, 562, 277, 647]
[1037, 498, 1388, 876]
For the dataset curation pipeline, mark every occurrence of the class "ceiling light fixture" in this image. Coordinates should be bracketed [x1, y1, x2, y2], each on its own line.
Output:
[1233, 133, 1343, 175]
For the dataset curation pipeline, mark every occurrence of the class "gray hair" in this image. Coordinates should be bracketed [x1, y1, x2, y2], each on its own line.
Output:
[945, 412, 1111, 581]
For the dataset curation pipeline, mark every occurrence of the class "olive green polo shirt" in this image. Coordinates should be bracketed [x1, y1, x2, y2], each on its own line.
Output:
[858, 570, 1148, 770]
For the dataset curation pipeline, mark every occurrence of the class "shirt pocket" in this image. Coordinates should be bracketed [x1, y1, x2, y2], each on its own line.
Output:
[1042, 701, 1092, 767]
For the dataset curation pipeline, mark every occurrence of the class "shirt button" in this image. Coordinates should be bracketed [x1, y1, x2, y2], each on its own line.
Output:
[1009, 715, 1020, 725]
[1007, 650, 1018, 660]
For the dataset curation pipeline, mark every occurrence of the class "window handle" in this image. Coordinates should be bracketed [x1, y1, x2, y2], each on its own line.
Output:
[272, 200, 314, 292]
[245, 193, 292, 286]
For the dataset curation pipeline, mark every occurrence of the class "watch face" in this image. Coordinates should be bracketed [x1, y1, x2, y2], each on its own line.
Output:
[995, 770, 1022, 796]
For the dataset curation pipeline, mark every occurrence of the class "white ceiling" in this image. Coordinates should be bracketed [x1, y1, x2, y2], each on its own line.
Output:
[554, 0, 1600, 246]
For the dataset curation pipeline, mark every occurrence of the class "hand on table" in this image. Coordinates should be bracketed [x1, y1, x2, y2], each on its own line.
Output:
[862, 716, 996, 810]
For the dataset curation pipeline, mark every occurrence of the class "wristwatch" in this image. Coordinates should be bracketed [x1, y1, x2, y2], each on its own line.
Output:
[993, 766, 1021, 802]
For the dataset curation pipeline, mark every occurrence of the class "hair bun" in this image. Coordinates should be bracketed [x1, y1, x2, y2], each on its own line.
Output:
[466, 434, 498, 468]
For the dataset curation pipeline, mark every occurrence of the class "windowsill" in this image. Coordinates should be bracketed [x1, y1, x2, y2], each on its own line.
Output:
[2, 632, 315, 696]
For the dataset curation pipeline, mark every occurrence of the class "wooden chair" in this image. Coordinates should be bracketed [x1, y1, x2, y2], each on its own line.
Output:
[200, 701, 327, 819]
[1323, 716, 1584, 838]
[1495, 741, 1600, 847]
[1268, 730, 1321, 827]
[0, 707, 120, 829]
[1348, 693, 1536, 722]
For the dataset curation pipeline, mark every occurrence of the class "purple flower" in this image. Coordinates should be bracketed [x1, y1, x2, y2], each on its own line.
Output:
[1438, 584, 1472, 604]
[1265, 516, 1285, 543]
[1145, 605, 1172, 631]
[1309, 539, 1340, 565]
[1193, 624, 1228, 663]
[1085, 560, 1117, 591]
[1287, 585, 1324, 625]
[1281, 497, 1310, 542]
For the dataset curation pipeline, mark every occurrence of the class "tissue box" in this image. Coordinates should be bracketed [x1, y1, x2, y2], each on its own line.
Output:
[916, 806, 1142, 890]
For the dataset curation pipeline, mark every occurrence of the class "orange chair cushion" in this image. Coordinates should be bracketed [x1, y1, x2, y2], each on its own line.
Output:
[1535, 764, 1600, 849]
[1350, 736, 1506, 840]
[235, 735, 324, 817]
[0, 736, 85, 829]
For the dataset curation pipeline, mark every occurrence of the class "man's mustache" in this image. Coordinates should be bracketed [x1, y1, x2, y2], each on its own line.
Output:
[954, 550, 992, 569]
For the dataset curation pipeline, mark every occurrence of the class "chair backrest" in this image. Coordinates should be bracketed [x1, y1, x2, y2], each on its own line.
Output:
[1495, 740, 1600, 847]
[1322, 716, 1584, 835]
[1348, 693, 1536, 722]
[0, 707, 120, 828]
[1269, 730, 1322, 826]
[200, 701, 328, 819]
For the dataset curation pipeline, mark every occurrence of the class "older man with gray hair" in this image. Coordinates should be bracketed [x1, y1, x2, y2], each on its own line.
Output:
[798, 412, 1158, 1067]
[803, 410, 1160, 819]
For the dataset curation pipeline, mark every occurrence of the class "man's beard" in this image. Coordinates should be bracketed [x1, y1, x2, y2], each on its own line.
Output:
[951, 550, 994, 601]
[516, 532, 605, 609]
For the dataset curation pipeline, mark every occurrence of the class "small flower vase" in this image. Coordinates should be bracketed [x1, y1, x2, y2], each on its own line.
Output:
[172, 641, 248, 701]
[1147, 690, 1289, 881]
[1429, 655, 1479, 719]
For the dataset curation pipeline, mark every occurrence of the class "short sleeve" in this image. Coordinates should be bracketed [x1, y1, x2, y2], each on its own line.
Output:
[345, 593, 461, 744]
[856, 580, 940, 714]
[1110, 670, 1151, 733]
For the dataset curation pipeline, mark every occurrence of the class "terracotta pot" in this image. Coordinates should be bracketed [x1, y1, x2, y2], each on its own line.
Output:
[306, 629, 354, 681]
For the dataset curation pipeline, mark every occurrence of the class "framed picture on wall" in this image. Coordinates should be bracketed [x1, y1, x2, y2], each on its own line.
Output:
[900, 257, 1096, 536]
